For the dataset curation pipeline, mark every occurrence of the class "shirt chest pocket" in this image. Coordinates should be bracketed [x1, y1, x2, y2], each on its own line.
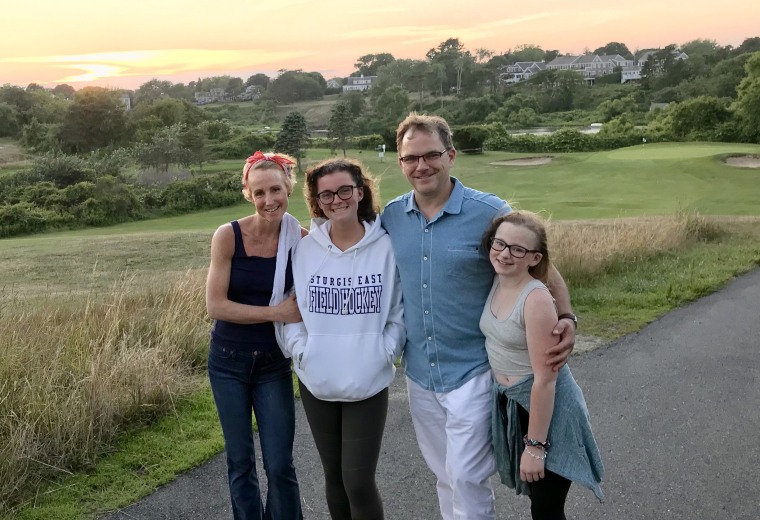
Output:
[444, 248, 487, 279]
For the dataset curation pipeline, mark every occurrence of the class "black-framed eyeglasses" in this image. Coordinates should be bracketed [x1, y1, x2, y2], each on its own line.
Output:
[317, 185, 358, 204]
[399, 149, 450, 166]
[488, 238, 539, 258]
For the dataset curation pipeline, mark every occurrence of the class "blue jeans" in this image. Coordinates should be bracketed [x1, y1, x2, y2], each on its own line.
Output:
[208, 341, 303, 520]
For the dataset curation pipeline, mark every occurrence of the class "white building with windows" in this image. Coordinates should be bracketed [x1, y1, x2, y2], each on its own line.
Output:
[342, 75, 376, 92]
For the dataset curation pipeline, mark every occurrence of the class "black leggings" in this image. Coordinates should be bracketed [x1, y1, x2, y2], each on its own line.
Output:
[299, 382, 388, 520]
[515, 404, 573, 520]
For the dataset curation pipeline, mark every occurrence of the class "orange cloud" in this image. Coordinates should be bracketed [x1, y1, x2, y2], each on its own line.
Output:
[1, 49, 315, 84]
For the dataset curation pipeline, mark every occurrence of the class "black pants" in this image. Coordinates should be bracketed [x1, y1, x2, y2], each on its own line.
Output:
[299, 382, 388, 520]
[517, 404, 573, 520]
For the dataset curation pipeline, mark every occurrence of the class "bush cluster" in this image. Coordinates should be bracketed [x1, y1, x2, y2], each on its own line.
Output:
[0, 151, 244, 237]
[483, 125, 652, 153]
[209, 132, 277, 159]
[309, 133, 384, 150]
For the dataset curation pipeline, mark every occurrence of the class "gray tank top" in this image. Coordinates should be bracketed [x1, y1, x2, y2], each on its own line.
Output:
[479, 278, 550, 377]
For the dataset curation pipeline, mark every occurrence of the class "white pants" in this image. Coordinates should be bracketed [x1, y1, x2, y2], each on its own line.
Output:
[407, 371, 496, 520]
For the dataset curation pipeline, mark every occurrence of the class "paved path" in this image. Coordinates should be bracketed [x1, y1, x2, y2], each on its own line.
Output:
[105, 269, 760, 519]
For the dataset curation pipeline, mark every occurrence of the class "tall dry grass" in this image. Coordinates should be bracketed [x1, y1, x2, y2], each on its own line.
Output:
[548, 211, 724, 283]
[0, 269, 209, 511]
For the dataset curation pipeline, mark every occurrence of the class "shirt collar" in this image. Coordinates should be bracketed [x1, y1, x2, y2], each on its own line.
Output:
[403, 177, 464, 215]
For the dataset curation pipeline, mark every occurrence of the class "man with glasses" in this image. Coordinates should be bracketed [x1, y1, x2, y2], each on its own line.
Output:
[381, 113, 577, 520]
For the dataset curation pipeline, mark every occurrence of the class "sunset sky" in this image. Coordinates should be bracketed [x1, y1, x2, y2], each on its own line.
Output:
[2, 0, 759, 90]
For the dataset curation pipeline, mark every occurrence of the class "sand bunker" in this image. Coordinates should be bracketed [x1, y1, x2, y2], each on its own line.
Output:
[491, 156, 553, 166]
[724, 155, 760, 169]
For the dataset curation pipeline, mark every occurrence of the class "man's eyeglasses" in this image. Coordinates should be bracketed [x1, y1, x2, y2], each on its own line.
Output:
[488, 238, 539, 258]
[317, 185, 358, 204]
[399, 149, 449, 166]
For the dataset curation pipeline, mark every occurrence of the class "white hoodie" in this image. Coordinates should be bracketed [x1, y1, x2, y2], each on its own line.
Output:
[284, 217, 405, 402]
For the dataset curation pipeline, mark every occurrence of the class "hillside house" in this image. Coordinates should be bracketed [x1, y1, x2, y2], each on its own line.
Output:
[342, 75, 376, 92]
[499, 61, 546, 84]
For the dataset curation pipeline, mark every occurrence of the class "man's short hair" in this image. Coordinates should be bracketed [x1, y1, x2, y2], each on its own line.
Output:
[395, 112, 454, 152]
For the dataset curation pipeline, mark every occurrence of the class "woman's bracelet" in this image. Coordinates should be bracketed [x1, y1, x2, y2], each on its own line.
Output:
[524, 446, 546, 461]
[523, 435, 551, 450]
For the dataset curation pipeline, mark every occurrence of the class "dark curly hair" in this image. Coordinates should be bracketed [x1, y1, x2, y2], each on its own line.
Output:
[304, 158, 380, 222]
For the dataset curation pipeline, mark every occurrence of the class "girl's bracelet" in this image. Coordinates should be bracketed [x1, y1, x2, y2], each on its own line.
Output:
[523, 435, 551, 451]
[524, 446, 546, 461]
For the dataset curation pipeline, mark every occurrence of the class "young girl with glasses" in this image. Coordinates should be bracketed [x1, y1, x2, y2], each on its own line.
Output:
[284, 158, 405, 519]
[479, 211, 604, 520]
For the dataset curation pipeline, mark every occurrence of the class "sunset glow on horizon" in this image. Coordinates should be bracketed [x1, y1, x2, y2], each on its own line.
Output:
[2, 0, 759, 89]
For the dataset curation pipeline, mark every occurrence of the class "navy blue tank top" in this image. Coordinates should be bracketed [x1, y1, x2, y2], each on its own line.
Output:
[210, 220, 293, 350]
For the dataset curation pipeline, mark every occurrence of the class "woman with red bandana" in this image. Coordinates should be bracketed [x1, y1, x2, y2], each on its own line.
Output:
[205, 151, 307, 520]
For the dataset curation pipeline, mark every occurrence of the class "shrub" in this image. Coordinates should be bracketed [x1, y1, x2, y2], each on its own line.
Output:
[0, 202, 72, 237]
[452, 125, 489, 151]
[209, 132, 277, 159]
[158, 172, 241, 214]
[29, 152, 97, 187]
[309, 134, 384, 151]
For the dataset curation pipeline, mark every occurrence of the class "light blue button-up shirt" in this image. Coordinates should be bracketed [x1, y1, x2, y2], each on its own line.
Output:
[382, 178, 510, 392]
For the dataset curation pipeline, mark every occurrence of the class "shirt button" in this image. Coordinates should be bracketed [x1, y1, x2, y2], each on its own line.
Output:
[431, 362, 436, 367]
[423, 256, 428, 260]
[423, 283, 428, 288]
[424, 229, 429, 233]
[424, 310, 429, 315]
[427, 336, 432, 341]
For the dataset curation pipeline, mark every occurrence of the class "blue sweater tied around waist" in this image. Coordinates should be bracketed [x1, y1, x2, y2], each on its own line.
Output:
[491, 365, 604, 501]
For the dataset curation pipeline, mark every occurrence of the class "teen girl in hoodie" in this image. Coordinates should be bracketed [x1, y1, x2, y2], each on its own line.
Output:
[284, 158, 405, 520]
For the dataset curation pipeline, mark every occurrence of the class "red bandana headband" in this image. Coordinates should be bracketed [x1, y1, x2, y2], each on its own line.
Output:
[242, 151, 295, 184]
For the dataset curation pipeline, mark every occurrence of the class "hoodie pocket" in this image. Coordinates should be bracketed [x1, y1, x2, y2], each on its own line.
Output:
[297, 333, 394, 401]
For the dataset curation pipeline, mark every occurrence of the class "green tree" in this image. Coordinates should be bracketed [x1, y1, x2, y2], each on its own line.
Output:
[226, 77, 245, 96]
[511, 44, 546, 63]
[269, 71, 323, 103]
[27, 89, 68, 124]
[667, 96, 731, 139]
[20, 119, 60, 152]
[306, 72, 327, 90]
[709, 54, 752, 98]
[245, 73, 270, 90]
[275, 112, 310, 172]
[353, 53, 395, 76]
[732, 37, 760, 56]
[369, 85, 409, 132]
[59, 87, 131, 153]
[0, 103, 19, 137]
[328, 102, 354, 157]
[731, 52, 760, 143]
[51, 84, 76, 99]
[134, 123, 190, 174]
[426, 38, 468, 94]
[0, 85, 33, 127]
[341, 91, 366, 117]
[135, 79, 175, 105]
[593, 42, 633, 60]
[180, 125, 209, 172]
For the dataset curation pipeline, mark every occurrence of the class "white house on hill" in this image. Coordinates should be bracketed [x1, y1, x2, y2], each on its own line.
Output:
[342, 75, 376, 92]
[500, 61, 546, 84]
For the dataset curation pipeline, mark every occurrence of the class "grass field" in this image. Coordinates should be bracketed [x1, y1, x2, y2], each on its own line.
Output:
[2, 142, 760, 519]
